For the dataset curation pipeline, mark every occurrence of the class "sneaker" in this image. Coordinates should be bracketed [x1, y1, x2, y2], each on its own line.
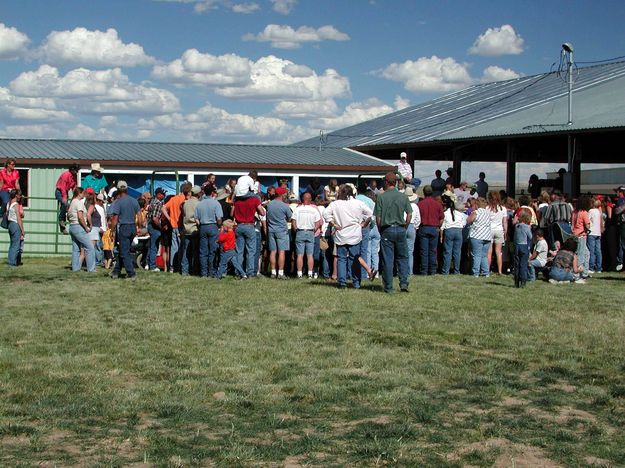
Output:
[277, 274, 287, 280]
[313, 273, 318, 279]
[575, 278, 586, 284]
[617, 264, 623, 271]
[144, 265, 149, 270]
[126, 275, 137, 281]
[270, 273, 277, 279]
[587, 270, 595, 274]
[110, 272, 119, 279]
[400, 286, 409, 293]
[549, 278, 558, 284]
[151, 267, 160, 272]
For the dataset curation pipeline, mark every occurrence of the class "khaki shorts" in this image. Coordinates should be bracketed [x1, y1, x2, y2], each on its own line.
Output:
[491, 230, 505, 244]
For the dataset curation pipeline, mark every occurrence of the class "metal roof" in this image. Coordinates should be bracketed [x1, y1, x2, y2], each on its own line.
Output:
[0, 138, 393, 169]
[295, 61, 625, 148]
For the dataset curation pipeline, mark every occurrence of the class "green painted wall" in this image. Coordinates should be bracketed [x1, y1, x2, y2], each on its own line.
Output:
[0, 167, 72, 257]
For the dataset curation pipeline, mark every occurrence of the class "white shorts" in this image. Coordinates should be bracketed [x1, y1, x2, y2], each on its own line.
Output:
[491, 230, 505, 244]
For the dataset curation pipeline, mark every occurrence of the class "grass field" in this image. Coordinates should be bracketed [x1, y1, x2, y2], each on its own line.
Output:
[1, 259, 624, 466]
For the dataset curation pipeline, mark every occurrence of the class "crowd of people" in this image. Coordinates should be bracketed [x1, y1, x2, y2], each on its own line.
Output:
[2, 158, 625, 290]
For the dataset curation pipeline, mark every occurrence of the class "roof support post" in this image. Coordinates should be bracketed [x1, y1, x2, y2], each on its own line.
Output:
[506, 141, 517, 197]
[565, 136, 581, 198]
[452, 147, 462, 187]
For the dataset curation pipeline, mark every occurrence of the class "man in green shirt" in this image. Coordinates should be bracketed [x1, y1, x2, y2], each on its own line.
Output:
[374, 172, 412, 293]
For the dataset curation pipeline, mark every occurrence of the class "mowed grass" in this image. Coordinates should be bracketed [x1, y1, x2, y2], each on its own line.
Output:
[1, 259, 624, 466]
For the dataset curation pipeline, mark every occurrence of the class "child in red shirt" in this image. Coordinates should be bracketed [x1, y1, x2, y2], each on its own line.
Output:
[217, 220, 247, 279]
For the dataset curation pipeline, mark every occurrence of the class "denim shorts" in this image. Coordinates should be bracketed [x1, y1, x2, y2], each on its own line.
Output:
[295, 230, 315, 255]
[268, 230, 289, 251]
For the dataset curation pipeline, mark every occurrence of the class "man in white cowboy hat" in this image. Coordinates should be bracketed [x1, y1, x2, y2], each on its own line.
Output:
[82, 162, 108, 195]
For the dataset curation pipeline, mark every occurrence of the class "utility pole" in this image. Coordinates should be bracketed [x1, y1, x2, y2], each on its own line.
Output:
[562, 42, 577, 197]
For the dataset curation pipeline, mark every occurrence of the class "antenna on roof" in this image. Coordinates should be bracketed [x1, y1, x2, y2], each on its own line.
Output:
[318, 130, 327, 151]
[562, 42, 574, 125]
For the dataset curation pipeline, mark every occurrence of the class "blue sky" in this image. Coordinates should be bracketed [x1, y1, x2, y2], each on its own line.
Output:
[1, 0, 625, 181]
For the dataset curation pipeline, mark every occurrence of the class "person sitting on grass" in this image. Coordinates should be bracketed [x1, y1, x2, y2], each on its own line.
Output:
[549, 238, 585, 284]
[217, 219, 247, 280]
[528, 229, 548, 282]
[513, 210, 532, 288]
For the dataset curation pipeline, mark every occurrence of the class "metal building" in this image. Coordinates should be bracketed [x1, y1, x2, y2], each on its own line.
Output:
[0, 139, 393, 257]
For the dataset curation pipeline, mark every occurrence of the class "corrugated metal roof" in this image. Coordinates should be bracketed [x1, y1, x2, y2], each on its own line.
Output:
[0, 139, 393, 168]
[295, 61, 625, 148]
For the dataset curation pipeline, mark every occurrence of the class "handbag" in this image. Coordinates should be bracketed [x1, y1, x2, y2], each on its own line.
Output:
[319, 236, 329, 251]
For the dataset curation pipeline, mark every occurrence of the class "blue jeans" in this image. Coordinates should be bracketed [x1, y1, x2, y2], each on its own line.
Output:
[180, 232, 198, 275]
[368, 225, 380, 271]
[218, 248, 246, 278]
[587, 235, 602, 272]
[406, 224, 416, 274]
[550, 266, 576, 282]
[147, 223, 161, 269]
[442, 227, 462, 274]
[470, 238, 491, 276]
[69, 224, 96, 272]
[169, 228, 181, 272]
[336, 243, 362, 288]
[235, 223, 256, 277]
[528, 258, 544, 281]
[55, 189, 68, 223]
[113, 224, 135, 277]
[319, 235, 332, 278]
[418, 225, 439, 275]
[7, 221, 21, 266]
[514, 244, 529, 283]
[254, 228, 262, 275]
[94, 236, 104, 265]
[199, 224, 219, 277]
[380, 225, 409, 292]
[576, 235, 590, 275]
[0, 190, 10, 214]
[360, 226, 371, 280]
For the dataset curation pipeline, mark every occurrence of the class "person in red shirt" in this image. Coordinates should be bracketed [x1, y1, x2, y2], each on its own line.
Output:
[217, 219, 247, 279]
[55, 164, 79, 233]
[233, 193, 265, 277]
[417, 185, 444, 275]
[0, 158, 20, 215]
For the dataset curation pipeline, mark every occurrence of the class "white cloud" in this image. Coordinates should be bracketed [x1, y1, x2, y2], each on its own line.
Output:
[66, 123, 116, 140]
[38, 27, 155, 67]
[159, 0, 261, 14]
[138, 101, 312, 144]
[151, 49, 252, 87]
[481, 65, 521, 82]
[0, 124, 63, 138]
[215, 56, 350, 101]
[469, 24, 524, 56]
[153, 52, 350, 102]
[0, 23, 30, 59]
[10, 65, 180, 116]
[378, 56, 473, 93]
[243, 24, 349, 49]
[0, 86, 73, 122]
[231, 2, 260, 13]
[273, 99, 339, 119]
[271, 0, 297, 14]
[310, 97, 403, 131]
[394, 95, 410, 110]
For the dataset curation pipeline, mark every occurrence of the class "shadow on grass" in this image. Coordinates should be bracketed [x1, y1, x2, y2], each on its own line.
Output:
[593, 276, 625, 281]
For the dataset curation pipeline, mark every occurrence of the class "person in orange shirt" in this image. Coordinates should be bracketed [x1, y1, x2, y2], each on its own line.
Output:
[161, 181, 192, 273]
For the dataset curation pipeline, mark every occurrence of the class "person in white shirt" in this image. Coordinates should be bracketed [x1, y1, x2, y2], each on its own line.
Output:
[587, 197, 603, 273]
[453, 181, 477, 205]
[440, 197, 467, 274]
[397, 152, 421, 188]
[528, 229, 549, 281]
[405, 187, 420, 274]
[234, 170, 259, 198]
[292, 192, 322, 278]
[323, 185, 373, 289]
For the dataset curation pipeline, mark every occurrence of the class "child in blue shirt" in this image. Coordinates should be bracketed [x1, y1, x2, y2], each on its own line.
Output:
[514, 210, 533, 288]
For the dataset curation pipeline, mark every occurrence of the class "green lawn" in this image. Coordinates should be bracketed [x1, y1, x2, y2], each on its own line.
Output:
[1, 259, 624, 466]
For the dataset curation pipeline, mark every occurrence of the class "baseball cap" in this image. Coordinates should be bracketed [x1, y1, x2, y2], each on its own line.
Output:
[84, 187, 95, 195]
[96, 193, 105, 201]
[117, 180, 128, 190]
[614, 186, 625, 192]
[275, 187, 288, 196]
[400, 152, 407, 159]
[191, 185, 202, 195]
[155, 187, 167, 195]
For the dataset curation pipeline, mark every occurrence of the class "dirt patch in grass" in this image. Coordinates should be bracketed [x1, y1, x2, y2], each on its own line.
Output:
[584, 456, 612, 466]
[1, 434, 30, 446]
[283, 454, 306, 467]
[331, 415, 392, 430]
[448, 437, 562, 467]
[212, 391, 226, 400]
[499, 397, 530, 406]
[549, 382, 577, 393]
[528, 406, 598, 424]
